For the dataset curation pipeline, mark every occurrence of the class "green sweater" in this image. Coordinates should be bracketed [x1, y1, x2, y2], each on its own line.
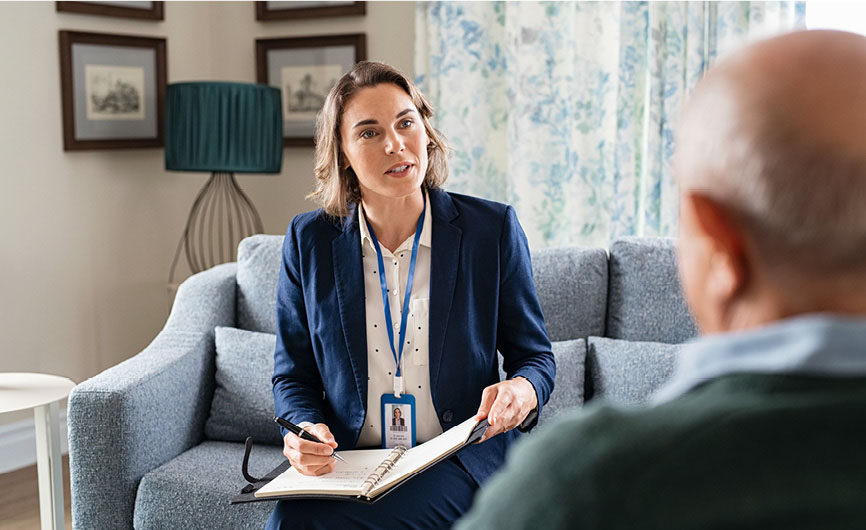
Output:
[457, 374, 866, 530]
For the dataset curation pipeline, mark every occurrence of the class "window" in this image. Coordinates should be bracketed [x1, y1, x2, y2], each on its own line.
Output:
[806, 1, 866, 35]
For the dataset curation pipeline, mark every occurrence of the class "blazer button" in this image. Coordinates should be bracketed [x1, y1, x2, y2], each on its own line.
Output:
[442, 410, 453, 422]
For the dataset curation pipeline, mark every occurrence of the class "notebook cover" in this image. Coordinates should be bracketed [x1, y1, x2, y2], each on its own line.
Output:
[230, 419, 489, 505]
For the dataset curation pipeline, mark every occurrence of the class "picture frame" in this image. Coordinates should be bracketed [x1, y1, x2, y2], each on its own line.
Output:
[256, 34, 366, 147]
[255, 1, 365, 21]
[56, 1, 165, 21]
[59, 31, 167, 151]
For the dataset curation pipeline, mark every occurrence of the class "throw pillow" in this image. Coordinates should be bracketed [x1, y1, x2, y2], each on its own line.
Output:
[205, 326, 282, 445]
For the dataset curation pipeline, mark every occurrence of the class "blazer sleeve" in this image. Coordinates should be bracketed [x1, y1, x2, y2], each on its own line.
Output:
[497, 206, 556, 431]
[272, 217, 327, 434]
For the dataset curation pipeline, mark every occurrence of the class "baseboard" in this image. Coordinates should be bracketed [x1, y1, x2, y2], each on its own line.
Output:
[0, 410, 69, 474]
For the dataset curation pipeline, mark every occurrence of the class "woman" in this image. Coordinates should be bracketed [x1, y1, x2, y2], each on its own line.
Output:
[268, 61, 555, 529]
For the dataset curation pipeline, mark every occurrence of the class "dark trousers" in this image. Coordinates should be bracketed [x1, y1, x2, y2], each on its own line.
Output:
[265, 459, 478, 530]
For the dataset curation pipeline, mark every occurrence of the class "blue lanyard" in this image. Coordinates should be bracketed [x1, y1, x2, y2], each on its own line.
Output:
[364, 192, 426, 397]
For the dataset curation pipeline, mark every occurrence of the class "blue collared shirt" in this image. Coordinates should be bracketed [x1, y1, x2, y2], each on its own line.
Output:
[653, 313, 866, 403]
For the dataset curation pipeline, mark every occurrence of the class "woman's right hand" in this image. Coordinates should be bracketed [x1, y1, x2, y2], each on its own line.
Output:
[282, 422, 339, 476]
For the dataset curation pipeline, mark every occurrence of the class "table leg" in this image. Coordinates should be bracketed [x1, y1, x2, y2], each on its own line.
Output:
[34, 401, 65, 530]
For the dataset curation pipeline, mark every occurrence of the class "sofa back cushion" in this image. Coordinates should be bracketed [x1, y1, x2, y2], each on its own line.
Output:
[531, 247, 607, 341]
[585, 337, 680, 404]
[606, 237, 697, 343]
[236, 235, 283, 334]
[205, 326, 283, 445]
[235, 234, 609, 343]
[499, 339, 586, 426]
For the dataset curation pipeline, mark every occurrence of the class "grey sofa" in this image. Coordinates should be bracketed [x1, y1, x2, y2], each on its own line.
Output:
[68, 235, 697, 529]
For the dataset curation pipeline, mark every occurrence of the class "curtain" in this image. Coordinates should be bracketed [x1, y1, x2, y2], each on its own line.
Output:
[415, 1, 805, 248]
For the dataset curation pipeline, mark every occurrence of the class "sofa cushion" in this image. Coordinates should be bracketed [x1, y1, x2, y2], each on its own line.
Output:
[586, 337, 680, 404]
[206, 327, 282, 445]
[606, 237, 697, 343]
[237, 234, 283, 334]
[134, 441, 283, 529]
[500, 339, 586, 425]
[531, 247, 608, 341]
[234, 234, 610, 342]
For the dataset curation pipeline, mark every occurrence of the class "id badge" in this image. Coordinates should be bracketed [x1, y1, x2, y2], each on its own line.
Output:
[381, 393, 416, 449]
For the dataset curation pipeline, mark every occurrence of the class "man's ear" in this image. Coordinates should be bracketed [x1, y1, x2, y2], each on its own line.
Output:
[685, 192, 749, 303]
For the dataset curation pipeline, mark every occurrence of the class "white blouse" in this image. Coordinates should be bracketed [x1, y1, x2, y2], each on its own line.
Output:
[355, 193, 443, 447]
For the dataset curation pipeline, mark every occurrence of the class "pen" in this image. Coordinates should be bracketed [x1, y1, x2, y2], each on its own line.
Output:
[273, 415, 346, 462]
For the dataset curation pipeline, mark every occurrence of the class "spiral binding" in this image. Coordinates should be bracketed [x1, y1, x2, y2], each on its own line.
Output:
[360, 445, 407, 497]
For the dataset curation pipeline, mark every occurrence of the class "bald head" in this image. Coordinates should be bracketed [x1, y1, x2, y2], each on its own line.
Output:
[676, 30, 866, 273]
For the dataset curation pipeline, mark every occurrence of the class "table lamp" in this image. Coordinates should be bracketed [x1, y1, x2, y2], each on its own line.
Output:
[165, 81, 282, 281]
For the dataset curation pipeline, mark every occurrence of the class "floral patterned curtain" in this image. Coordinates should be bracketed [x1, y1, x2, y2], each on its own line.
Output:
[415, 1, 805, 248]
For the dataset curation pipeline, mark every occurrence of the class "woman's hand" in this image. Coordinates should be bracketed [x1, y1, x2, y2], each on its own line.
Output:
[282, 422, 339, 476]
[474, 377, 538, 442]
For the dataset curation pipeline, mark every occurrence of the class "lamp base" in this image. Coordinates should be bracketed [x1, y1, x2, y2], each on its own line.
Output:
[169, 172, 263, 281]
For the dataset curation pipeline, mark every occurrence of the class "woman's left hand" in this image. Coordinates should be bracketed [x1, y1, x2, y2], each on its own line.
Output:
[474, 377, 538, 442]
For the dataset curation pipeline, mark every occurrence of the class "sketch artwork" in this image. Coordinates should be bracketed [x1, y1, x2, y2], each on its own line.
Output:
[85, 65, 146, 120]
[280, 64, 342, 121]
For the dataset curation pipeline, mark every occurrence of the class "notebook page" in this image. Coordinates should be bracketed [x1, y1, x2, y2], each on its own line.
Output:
[369, 417, 479, 496]
[255, 448, 393, 498]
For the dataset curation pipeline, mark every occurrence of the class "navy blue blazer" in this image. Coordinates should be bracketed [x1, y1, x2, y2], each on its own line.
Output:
[272, 188, 555, 486]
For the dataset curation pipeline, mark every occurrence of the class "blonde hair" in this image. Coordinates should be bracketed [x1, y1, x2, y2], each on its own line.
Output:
[309, 61, 449, 218]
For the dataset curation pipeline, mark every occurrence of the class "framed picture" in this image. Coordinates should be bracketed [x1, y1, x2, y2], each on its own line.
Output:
[56, 1, 164, 20]
[59, 31, 167, 151]
[255, 1, 365, 21]
[256, 34, 366, 147]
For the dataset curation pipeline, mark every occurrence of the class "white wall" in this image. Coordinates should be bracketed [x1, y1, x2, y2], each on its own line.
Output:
[0, 1, 415, 427]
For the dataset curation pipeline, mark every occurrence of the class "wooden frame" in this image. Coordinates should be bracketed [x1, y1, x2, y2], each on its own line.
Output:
[59, 31, 167, 151]
[255, 1, 365, 21]
[56, 1, 165, 21]
[256, 34, 366, 147]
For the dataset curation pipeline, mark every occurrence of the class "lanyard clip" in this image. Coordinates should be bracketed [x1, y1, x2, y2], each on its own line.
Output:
[393, 375, 403, 398]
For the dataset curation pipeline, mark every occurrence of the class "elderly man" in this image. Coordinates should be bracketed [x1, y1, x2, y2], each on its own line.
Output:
[457, 29, 866, 529]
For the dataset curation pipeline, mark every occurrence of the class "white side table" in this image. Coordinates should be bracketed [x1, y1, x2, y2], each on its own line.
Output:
[0, 373, 76, 530]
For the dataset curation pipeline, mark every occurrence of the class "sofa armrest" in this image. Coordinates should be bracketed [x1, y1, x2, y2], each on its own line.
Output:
[165, 262, 238, 333]
[68, 262, 238, 529]
[68, 329, 216, 530]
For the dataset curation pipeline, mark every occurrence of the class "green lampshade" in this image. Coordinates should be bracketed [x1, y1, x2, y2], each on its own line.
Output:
[165, 81, 282, 173]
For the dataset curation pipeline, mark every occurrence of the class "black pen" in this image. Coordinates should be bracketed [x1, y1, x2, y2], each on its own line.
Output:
[273, 415, 346, 462]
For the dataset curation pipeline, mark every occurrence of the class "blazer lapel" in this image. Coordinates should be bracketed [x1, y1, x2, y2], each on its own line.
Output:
[332, 209, 368, 408]
[428, 189, 462, 395]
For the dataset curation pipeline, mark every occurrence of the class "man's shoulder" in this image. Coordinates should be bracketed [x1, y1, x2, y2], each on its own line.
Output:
[456, 393, 751, 530]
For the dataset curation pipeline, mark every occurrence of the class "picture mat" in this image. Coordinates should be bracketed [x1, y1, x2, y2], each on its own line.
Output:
[72, 43, 157, 139]
[267, 45, 355, 137]
[97, 1, 155, 8]
[267, 1, 355, 8]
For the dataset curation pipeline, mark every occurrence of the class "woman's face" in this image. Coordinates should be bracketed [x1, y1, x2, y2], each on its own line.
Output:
[394, 408, 401, 419]
[340, 83, 429, 202]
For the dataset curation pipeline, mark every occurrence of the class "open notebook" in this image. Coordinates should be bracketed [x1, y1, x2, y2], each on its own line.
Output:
[248, 417, 488, 503]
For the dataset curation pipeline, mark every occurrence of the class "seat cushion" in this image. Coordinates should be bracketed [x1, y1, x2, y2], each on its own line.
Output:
[531, 246, 608, 341]
[205, 327, 282, 445]
[586, 337, 680, 404]
[500, 339, 586, 425]
[606, 237, 697, 343]
[134, 441, 284, 529]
